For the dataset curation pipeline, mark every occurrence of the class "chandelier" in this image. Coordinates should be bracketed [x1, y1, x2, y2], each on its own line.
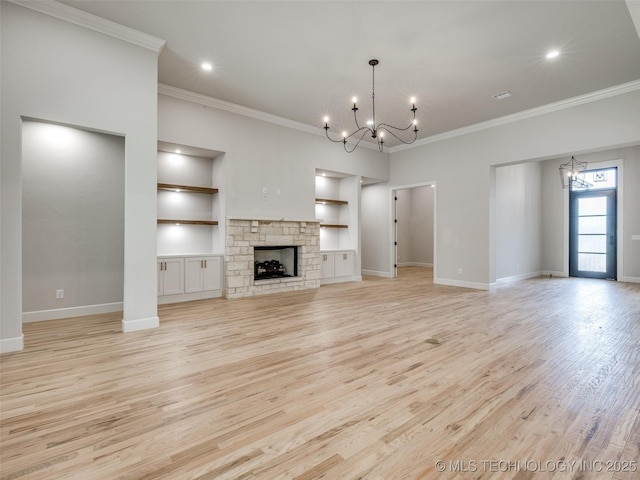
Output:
[323, 59, 418, 153]
[559, 156, 589, 189]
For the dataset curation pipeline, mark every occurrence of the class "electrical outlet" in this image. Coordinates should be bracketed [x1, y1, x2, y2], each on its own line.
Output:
[458, 268, 463, 275]
[56, 289, 64, 299]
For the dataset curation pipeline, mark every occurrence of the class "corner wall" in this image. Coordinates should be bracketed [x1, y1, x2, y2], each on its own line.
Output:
[495, 162, 543, 281]
[1, 2, 163, 352]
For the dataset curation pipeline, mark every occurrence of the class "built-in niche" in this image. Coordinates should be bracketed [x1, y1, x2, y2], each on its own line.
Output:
[21, 120, 125, 319]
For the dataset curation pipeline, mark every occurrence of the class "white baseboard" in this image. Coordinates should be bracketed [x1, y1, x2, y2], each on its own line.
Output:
[361, 269, 393, 278]
[320, 275, 360, 285]
[497, 271, 543, 283]
[542, 270, 568, 277]
[158, 290, 222, 305]
[398, 262, 433, 268]
[122, 315, 159, 333]
[435, 277, 492, 291]
[619, 276, 640, 283]
[22, 302, 123, 323]
[541, 271, 638, 283]
[0, 334, 24, 354]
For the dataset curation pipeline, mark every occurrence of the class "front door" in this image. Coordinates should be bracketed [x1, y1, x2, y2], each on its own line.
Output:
[569, 168, 617, 279]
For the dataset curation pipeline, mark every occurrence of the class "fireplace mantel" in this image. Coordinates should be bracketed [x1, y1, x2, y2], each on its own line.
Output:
[226, 216, 319, 223]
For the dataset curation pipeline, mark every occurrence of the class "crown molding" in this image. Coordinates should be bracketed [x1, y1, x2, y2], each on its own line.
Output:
[158, 84, 380, 152]
[390, 79, 640, 153]
[627, 0, 640, 41]
[160, 80, 640, 156]
[7, 0, 166, 53]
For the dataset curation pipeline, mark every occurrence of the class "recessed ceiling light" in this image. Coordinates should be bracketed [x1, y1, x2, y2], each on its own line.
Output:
[201, 62, 213, 71]
[546, 50, 560, 60]
[175, 149, 181, 153]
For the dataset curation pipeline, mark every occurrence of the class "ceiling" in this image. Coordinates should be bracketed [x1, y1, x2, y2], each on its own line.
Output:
[63, 1, 640, 147]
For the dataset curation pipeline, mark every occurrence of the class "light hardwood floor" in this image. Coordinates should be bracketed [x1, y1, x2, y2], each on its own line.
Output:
[1, 268, 639, 479]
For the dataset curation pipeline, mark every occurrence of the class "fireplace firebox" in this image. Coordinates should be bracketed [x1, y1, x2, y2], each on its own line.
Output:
[254, 246, 298, 280]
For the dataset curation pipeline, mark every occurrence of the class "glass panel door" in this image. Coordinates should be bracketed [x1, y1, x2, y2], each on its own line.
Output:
[569, 188, 616, 279]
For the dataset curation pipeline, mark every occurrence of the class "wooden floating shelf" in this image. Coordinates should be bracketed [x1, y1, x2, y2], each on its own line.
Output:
[158, 183, 219, 195]
[315, 198, 348, 205]
[320, 224, 348, 229]
[158, 220, 219, 226]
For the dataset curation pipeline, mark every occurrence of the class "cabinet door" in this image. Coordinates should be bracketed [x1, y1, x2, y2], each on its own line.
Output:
[184, 257, 204, 293]
[334, 251, 354, 277]
[161, 258, 184, 295]
[202, 257, 221, 291]
[157, 260, 164, 296]
[321, 252, 335, 279]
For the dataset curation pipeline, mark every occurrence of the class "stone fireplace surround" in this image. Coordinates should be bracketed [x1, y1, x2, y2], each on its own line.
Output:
[225, 218, 321, 298]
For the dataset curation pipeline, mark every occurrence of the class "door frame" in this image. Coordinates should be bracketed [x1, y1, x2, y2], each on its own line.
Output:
[562, 158, 624, 279]
[569, 187, 617, 279]
[389, 181, 437, 279]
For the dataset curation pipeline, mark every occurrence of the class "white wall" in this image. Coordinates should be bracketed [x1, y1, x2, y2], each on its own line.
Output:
[1, 2, 163, 351]
[361, 182, 392, 276]
[383, 87, 640, 289]
[22, 121, 125, 314]
[158, 93, 388, 222]
[395, 189, 412, 264]
[495, 162, 542, 280]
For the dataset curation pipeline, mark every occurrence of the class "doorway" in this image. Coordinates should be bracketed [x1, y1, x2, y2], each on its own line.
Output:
[569, 168, 617, 279]
[393, 184, 435, 278]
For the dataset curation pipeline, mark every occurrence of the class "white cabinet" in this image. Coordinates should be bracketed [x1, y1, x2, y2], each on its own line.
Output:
[321, 252, 335, 279]
[158, 257, 184, 296]
[334, 251, 354, 278]
[185, 256, 221, 293]
[320, 250, 355, 283]
[158, 254, 223, 304]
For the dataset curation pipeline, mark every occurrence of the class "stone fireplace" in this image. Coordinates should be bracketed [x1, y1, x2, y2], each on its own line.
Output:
[225, 218, 320, 298]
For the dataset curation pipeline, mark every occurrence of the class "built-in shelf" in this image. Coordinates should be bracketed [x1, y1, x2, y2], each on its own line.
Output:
[320, 224, 348, 229]
[158, 219, 219, 226]
[315, 198, 348, 206]
[158, 183, 219, 195]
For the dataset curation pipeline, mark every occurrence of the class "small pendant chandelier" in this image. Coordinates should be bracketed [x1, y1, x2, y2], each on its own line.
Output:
[323, 59, 418, 153]
[559, 156, 589, 189]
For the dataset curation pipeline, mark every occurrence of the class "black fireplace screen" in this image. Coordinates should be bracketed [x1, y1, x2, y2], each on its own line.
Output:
[254, 246, 298, 280]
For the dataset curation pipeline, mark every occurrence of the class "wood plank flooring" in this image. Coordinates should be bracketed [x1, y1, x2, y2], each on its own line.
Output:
[1, 268, 639, 479]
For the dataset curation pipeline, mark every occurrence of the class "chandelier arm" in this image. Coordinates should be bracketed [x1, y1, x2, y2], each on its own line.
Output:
[352, 107, 365, 131]
[343, 130, 370, 153]
[376, 121, 417, 133]
[324, 128, 347, 144]
[377, 126, 418, 145]
[344, 126, 370, 141]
